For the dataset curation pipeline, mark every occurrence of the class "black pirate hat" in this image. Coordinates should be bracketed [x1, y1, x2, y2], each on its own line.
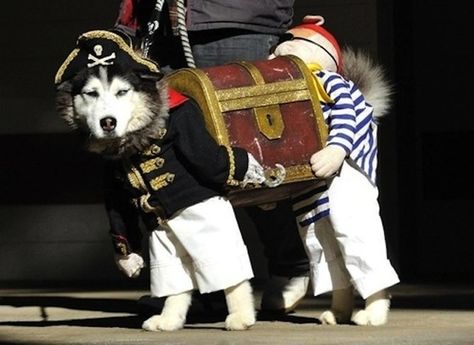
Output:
[54, 30, 162, 85]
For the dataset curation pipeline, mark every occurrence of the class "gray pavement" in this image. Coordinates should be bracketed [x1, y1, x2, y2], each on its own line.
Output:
[1, 284, 473, 345]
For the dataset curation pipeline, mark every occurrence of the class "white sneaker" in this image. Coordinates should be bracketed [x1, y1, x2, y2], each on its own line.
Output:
[260, 275, 309, 313]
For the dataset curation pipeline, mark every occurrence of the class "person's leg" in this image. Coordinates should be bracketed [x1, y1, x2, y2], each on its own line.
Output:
[247, 200, 310, 312]
[248, 200, 310, 278]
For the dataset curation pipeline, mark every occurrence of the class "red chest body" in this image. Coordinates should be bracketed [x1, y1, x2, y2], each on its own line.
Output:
[167, 55, 327, 206]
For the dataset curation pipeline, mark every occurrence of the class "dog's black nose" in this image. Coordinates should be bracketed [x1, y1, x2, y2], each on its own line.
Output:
[100, 117, 117, 132]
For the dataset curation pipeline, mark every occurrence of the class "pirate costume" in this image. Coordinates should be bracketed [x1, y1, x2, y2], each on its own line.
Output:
[55, 30, 257, 296]
[273, 20, 400, 300]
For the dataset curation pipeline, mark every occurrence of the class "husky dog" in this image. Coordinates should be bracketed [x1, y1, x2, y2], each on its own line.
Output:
[55, 30, 265, 331]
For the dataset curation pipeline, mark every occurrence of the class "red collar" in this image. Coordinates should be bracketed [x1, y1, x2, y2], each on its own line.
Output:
[168, 88, 188, 109]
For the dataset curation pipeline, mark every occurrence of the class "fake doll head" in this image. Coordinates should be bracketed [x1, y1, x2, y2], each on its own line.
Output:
[271, 15, 342, 73]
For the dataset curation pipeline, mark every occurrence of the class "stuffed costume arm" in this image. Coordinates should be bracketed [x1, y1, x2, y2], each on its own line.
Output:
[310, 71, 357, 178]
[104, 160, 145, 278]
[172, 100, 265, 187]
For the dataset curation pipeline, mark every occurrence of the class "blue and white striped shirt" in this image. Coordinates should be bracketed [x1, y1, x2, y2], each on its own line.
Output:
[292, 70, 378, 227]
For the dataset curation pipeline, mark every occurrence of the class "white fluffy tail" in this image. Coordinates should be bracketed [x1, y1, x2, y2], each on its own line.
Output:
[342, 47, 393, 120]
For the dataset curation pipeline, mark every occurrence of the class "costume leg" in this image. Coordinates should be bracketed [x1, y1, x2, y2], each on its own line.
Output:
[293, 182, 354, 324]
[148, 227, 197, 298]
[327, 161, 399, 299]
[146, 226, 195, 331]
[292, 182, 352, 297]
[167, 196, 254, 294]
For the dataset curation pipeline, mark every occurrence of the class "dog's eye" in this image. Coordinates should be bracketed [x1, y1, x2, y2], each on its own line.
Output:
[83, 90, 99, 98]
[116, 89, 130, 97]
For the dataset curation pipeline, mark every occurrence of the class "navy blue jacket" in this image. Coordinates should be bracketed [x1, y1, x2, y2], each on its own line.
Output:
[104, 99, 248, 255]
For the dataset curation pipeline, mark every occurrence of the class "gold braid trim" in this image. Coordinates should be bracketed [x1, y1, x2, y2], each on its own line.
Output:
[123, 160, 149, 193]
[225, 146, 240, 186]
[54, 48, 80, 84]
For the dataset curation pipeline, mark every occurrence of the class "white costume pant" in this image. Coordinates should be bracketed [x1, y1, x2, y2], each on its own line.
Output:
[148, 196, 254, 298]
[297, 161, 399, 299]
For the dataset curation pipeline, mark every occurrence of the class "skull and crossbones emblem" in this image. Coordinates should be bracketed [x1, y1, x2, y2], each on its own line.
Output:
[87, 44, 116, 68]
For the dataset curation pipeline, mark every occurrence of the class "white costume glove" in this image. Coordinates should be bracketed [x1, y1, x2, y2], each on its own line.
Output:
[115, 253, 145, 278]
[242, 153, 266, 187]
[310, 145, 346, 178]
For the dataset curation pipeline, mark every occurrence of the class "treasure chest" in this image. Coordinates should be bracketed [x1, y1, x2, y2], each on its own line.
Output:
[166, 55, 328, 207]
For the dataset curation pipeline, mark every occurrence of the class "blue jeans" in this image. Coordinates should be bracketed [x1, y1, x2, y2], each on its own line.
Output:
[190, 29, 280, 67]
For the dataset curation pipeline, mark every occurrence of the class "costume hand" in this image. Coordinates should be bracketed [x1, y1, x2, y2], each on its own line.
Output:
[310, 145, 346, 178]
[242, 153, 266, 187]
[115, 252, 145, 278]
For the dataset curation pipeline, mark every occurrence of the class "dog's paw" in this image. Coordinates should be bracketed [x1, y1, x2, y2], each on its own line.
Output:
[351, 298, 390, 326]
[225, 312, 255, 331]
[319, 309, 352, 325]
[319, 310, 337, 325]
[142, 314, 185, 332]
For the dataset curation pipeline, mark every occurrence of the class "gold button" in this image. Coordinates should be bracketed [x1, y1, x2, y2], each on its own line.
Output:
[151, 144, 161, 155]
[155, 157, 165, 168]
[157, 128, 167, 139]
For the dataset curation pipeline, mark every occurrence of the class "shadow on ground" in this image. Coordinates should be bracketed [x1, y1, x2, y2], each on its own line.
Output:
[1, 284, 473, 330]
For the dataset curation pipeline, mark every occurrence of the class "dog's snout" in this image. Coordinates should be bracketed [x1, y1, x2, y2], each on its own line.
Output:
[100, 117, 117, 132]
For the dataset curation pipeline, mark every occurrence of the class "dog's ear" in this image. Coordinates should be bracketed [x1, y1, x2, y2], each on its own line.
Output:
[55, 80, 72, 93]
[54, 81, 79, 130]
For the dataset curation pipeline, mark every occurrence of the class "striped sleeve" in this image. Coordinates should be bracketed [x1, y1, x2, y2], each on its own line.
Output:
[318, 71, 357, 155]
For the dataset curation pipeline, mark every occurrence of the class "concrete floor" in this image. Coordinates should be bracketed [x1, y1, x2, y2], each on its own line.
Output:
[1, 283, 473, 345]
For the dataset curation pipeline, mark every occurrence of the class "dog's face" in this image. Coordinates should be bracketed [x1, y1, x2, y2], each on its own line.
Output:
[54, 30, 169, 155]
[73, 67, 146, 139]
[56, 65, 168, 156]
[57, 64, 168, 149]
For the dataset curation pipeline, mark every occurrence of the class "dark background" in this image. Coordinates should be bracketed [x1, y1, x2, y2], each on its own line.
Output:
[0, 0, 472, 287]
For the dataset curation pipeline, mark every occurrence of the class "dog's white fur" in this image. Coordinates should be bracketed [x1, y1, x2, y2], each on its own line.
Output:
[57, 65, 256, 331]
[73, 69, 146, 139]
